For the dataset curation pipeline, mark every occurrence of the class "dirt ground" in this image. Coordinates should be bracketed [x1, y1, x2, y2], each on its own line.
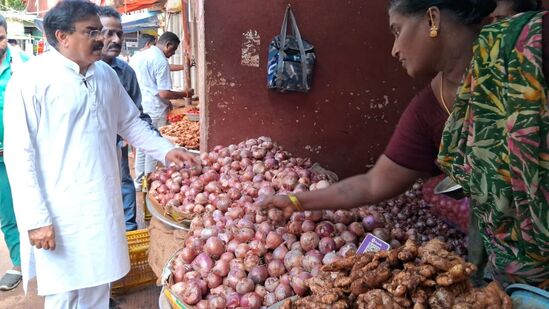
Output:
[0, 152, 163, 309]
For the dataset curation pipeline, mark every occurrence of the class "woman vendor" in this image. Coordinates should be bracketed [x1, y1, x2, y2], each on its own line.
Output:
[258, 0, 547, 288]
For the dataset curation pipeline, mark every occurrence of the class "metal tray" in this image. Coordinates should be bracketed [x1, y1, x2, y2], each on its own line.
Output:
[434, 176, 465, 200]
[146, 195, 191, 231]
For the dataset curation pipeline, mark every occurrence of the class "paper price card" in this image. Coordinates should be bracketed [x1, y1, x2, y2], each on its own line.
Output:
[357, 233, 391, 254]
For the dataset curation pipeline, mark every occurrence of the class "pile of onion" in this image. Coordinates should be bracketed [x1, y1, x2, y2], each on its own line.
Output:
[162, 137, 466, 306]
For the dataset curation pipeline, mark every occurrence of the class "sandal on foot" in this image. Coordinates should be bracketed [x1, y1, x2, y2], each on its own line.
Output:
[0, 270, 22, 291]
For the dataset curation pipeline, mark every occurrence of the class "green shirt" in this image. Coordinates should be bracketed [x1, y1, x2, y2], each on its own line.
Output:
[0, 48, 29, 161]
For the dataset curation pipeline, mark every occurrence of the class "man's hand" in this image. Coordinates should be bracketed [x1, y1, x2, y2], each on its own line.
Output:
[29, 225, 56, 250]
[166, 148, 199, 167]
[255, 195, 295, 217]
[184, 89, 194, 98]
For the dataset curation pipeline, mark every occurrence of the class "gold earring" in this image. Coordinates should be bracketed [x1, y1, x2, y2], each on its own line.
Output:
[430, 26, 439, 38]
[428, 8, 438, 38]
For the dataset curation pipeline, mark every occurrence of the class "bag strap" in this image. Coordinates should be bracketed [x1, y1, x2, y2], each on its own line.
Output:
[275, 5, 291, 86]
[287, 6, 308, 90]
[275, 5, 309, 90]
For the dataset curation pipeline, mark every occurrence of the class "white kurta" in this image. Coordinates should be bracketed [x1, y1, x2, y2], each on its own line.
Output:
[3, 49, 174, 295]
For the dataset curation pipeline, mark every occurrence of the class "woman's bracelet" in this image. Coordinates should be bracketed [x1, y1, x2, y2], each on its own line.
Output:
[287, 193, 304, 212]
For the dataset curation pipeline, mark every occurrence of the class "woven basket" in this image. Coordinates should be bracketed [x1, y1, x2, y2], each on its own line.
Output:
[111, 229, 157, 295]
[148, 189, 194, 222]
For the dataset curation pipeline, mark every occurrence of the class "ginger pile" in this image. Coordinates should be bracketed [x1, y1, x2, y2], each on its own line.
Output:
[159, 119, 199, 149]
[282, 239, 511, 309]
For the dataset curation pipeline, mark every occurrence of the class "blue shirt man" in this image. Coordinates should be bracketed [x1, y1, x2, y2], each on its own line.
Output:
[99, 6, 147, 231]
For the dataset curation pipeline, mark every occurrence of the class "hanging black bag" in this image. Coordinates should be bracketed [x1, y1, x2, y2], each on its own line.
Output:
[267, 5, 316, 92]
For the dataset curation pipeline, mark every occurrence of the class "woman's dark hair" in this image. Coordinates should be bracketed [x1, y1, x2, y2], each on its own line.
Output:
[389, 0, 497, 25]
[44, 0, 99, 48]
[504, 0, 543, 12]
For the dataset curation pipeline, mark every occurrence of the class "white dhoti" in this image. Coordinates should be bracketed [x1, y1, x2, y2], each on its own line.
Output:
[44, 283, 110, 309]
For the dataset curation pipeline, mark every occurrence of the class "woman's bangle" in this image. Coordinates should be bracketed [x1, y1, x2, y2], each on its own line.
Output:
[288, 194, 304, 212]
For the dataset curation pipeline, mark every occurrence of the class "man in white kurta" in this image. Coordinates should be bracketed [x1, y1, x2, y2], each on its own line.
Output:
[2, 1, 194, 307]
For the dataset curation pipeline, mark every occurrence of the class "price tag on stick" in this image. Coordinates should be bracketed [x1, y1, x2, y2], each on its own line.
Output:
[357, 233, 391, 254]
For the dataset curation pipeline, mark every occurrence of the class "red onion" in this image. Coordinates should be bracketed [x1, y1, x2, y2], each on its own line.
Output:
[266, 231, 283, 249]
[179, 247, 197, 264]
[255, 285, 267, 298]
[334, 210, 354, 225]
[194, 192, 208, 205]
[315, 180, 330, 189]
[287, 220, 302, 235]
[247, 264, 269, 285]
[173, 264, 186, 283]
[322, 251, 340, 265]
[249, 239, 267, 256]
[301, 220, 315, 232]
[348, 221, 365, 237]
[267, 259, 286, 277]
[300, 231, 320, 251]
[227, 269, 246, 289]
[226, 292, 240, 309]
[204, 236, 224, 258]
[338, 243, 358, 257]
[265, 277, 280, 292]
[258, 221, 273, 234]
[227, 239, 240, 252]
[208, 295, 226, 309]
[192, 253, 213, 276]
[263, 292, 277, 306]
[220, 251, 234, 262]
[304, 210, 323, 222]
[178, 280, 202, 305]
[333, 236, 345, 249]
[241, 292, 262, 309]
[303, 251, 323, 272]
[340, 230, 357, 243]
[315, 221, 335, 237]
[237, 218, 254, 229]
[195, 300, 209, 309]
[267, 208, 285, 223]
[290, 271, 312, 296]
[362, 215, 378, 231]
[212, 259, 230, 277]
[236, 227, 255, 242]
[282, 173, 298, 190]
[284, 250, 304, 270]
[318, 237, 336, 254]
[373, 227, 391, 242]
[183, 271, 200, 282]
[235, 243, 250, 259]
[206, 272, 223, 289]
[244, 253, 260, 272]
[189, 237, 205, 253]
[274, 282, 294, 301]
[214, 196, 231, 212]
[257, 185, 276, 200]
[282, 233, 297, 247]
[290, 241, 302, 251]
[273, 244, 289, 260]
[229, 259, 245, 272]
[236, 277, 255, 294]
[263, 252, 274, 264]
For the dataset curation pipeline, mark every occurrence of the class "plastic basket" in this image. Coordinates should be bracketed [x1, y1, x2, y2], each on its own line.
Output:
[111, 229, 157, 295]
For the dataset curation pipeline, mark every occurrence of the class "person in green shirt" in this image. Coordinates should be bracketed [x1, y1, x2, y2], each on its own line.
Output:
[0, 14, 29, 291]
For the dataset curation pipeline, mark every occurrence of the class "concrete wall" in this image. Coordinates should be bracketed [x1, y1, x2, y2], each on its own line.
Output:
[198, 0, 425, 178]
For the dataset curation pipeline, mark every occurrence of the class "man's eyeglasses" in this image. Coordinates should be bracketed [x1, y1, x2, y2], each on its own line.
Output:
[84, 29, 103, 39]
